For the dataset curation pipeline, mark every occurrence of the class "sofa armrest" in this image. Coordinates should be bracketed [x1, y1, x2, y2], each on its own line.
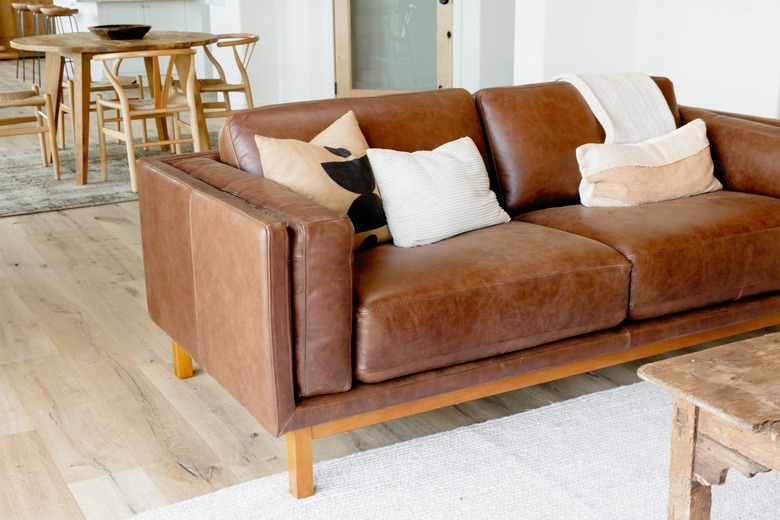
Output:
[137, 157, 297, 436]
[701, 109, 780, 130]
[680, 105, 780, 198]
[142, 154, 355, 398]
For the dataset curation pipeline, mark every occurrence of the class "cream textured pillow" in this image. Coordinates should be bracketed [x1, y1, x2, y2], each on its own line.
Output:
[577, 118, 722, 208]
[367, 137, 510, 248]
[256, 111, 391, 249]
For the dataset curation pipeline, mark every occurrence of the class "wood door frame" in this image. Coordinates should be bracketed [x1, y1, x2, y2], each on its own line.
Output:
[333, 0, 453, 98]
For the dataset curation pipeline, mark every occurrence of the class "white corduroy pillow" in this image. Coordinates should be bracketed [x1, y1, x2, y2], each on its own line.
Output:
[577, 118, 722, 207]
[366, 137, 510, 248]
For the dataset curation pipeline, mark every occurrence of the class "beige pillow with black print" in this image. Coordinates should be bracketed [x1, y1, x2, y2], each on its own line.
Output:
[256, 111, 391, 249]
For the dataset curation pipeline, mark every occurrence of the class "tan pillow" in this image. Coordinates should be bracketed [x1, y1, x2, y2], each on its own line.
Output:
[576, 118, 722, 207]
[256, 111, 391, 249]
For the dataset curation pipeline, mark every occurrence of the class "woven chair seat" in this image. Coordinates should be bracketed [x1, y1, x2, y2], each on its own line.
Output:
[197, 79, 245, 92]
[0, 89, 46, 107]
[62, 76, 140, 91]
[98, 91, 189, 112]
[91, 76, 140, 90]
[0, 86, 60, 179]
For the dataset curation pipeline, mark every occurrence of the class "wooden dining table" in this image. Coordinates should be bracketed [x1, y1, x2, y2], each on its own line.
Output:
[11, 31, 218, 185]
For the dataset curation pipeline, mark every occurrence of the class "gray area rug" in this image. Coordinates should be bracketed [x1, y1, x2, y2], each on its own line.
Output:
[1, 145, 137, 217]
[0, 137, 211, 218]
[133, 382, 780, 519]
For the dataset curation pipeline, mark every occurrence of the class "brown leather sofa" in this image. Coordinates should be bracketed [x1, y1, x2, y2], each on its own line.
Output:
[136, 78, 780, 498]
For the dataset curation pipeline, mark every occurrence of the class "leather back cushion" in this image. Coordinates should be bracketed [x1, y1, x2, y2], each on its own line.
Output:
[219, 88, 488, 178]
[475, 77, 681, 216]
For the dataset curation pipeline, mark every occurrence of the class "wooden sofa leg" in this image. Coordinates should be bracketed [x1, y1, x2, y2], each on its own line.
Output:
[172, 340, 193, 379]
[287, 427, 314, 498]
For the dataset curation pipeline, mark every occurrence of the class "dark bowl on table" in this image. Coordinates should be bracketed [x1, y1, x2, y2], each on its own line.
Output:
[88, 25, 152, 40]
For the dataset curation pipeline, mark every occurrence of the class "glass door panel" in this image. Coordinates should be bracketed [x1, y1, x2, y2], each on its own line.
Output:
[334, 0, 453, 98]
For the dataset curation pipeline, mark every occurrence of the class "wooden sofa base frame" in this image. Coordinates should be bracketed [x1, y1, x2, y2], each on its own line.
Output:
[171, 313, 780, 498]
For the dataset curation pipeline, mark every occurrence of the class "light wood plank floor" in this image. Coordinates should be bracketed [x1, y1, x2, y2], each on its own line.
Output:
[2, 58, 779, 519]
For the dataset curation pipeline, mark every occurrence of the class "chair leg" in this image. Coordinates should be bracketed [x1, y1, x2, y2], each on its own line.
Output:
[141, 115, 149, 145]
[70, 108, 76, 150]
[136, 76, 149, 144]
[70, 86, 76, 147]
[244, 85, 254, 109]
[122, 113, 139, 192]
[189, 107, 202, 153]
[58, 107, 65, 150]
[96, 97, 109, 182]
[172, 340, 193, 379]
[287, 428, 315, 499]
[114, 107, 122, 144]
[173, 114, 183, 155]
[60, 84, 75, 150]
[43, 94, 60, 180]
[223, 92, 233, 113]
[34, 105, 48, 167]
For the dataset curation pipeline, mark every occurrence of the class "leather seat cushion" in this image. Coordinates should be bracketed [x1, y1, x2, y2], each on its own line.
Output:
[518, 191, 780, 320]
[353, 221, 631, 383]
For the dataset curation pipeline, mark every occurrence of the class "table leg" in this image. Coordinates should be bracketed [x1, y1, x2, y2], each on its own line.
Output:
[70, 55, 92, 185]
[144, 56, 171, 152]
[174, 53, 210, 150]
[668, 396, 712, 520]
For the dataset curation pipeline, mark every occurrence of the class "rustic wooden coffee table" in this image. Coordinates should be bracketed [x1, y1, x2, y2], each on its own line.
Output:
[638, 332, 780, 520]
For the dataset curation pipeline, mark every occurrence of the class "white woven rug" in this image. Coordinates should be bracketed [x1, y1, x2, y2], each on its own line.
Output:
[133, 383, 780, 519]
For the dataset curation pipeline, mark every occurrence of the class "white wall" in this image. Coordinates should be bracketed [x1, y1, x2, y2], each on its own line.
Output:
[455, 0, 516, 92]
[275, 0, 335, 102]
[543, 0, 638, 79]
[513, 0, 780, 118]
[479, 0, 516, 89]
[206, 0, 280, 107]
[208, 0, 333, 105]
[513, 0, 546, 85]
[454, 1, 482, 92]
[635, 0, 780, 117]
[514, 0, 638, 84]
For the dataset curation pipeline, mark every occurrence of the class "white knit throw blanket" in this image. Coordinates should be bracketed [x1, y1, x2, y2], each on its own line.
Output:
[553, 72, 676, 144]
